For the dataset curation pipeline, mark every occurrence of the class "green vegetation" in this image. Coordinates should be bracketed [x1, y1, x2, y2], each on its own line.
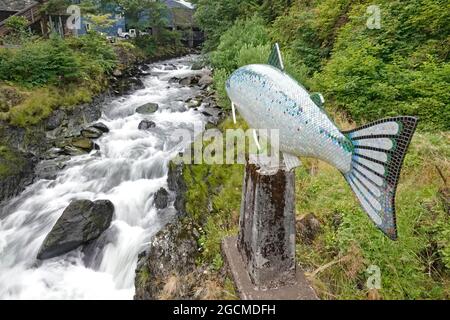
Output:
[195, 0, 450, 131]
[183, 0, 450, 299]
[0, 32, 119, 126]
[0, 0, 189, 128]
[181, 116, 449, 300]
[0, 145, 27, 177]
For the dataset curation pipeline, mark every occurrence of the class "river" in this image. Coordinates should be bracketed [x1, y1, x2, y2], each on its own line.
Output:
[0, 55, 205, 299]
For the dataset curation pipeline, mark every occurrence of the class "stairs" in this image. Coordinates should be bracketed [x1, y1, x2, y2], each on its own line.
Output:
[0, 1, 44, 36]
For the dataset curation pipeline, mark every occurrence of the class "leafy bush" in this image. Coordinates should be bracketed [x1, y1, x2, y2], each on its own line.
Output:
[4, 16, 30, 44]
[210, 16, 269, 72]
[66, 32, 117, 74]
[0, 37, 81, 86]
[314, 1, 450, 130]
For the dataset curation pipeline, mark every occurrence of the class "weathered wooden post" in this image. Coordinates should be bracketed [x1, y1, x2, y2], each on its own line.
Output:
[222, 161, 318, 300]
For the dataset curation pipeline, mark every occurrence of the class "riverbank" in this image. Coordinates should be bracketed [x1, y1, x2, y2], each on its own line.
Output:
[0, 35, 194, 203]
[0, 55, 217, 299]
[134, 108, 449, 299]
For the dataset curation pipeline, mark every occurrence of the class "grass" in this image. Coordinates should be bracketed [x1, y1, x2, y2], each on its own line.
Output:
[0, 145, 26, 177]
[1, 85, 95, 127]
[181, 114, 450, 300]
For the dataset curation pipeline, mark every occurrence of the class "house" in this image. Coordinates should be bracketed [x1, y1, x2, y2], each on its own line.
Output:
[0, 0, 44, 36]
[0, 0, 37, 21]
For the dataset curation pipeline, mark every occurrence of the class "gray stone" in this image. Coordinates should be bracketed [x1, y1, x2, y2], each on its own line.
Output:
[198, 74, 213, 88]
[167, 161, 187, 216]
[179, 75, 200, 86]
[191, 61, 205, 71]
[187, 99, 201, 109]
[138, 120, 156, 130]
[35, 159, 66, 180]
[37, 199, 114, 260]
[154, 187, 169, 209]
[296, 213, 321, 245]
[136, 103, 159, 114]
[113, 69, 123, 77]
[45, 110, 67, 131]
[134, 219, 199, 300]
[81, 127, 103, 139]
[91, 122, 109, 133]
[62, 145, 88, 156]
[164, 64, 177, 71]
[70, 137, 94, 151]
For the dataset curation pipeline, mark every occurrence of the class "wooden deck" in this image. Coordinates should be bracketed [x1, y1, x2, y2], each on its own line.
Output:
[0, 2, 43, 36]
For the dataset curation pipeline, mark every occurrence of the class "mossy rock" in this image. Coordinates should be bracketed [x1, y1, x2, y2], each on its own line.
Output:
[71, 137, 94, 150]
[136, 103, 159, 114]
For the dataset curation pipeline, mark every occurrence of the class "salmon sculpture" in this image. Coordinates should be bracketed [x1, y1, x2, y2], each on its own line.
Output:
[226, 44, 418, 239]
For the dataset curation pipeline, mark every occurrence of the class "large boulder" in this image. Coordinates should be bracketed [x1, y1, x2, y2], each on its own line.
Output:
[136, 103, 159, 114]
[154, 187, 169, 209]
[138, 120, 156, 130]
[37, 199, 114, 260]
[91, 122, 110, 133]
[134, 219, 199, 300]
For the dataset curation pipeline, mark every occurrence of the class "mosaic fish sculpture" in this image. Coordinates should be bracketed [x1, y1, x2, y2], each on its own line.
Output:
[226, 44, 418, 239]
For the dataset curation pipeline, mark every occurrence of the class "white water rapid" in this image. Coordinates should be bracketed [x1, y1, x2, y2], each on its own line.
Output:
[0, 56, 205, 299]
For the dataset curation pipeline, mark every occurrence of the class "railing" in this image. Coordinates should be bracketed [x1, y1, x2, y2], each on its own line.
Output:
[0, 2, 44, 36]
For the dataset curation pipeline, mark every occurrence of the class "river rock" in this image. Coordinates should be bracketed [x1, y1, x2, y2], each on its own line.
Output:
[62, 146, 88, 156]
[81, 127, 103, 139]
[34, 159, 66, 180]
[138, 120, 156, 130]
[70, 137, 94, 151]
[164, 64, 177, 71]
[179, 75, 200, 86]
[45, 109, 67, 131]
[0, 151, 37, 203]
[167, 161, 187, 216]
[113, 69, 123, 77]
[91, 122, 110, 133]
[37, 199, 115, 260]
[201, 107, 225, 126]
[154, 187, 169, 209]
[136, 103, 159, 114]
[187, 99, 201, 109]
[191, 61, 205, 71]
[129, 77, 145, 91]
[134, 219, 199, 300]
[198, 74, 213, 88]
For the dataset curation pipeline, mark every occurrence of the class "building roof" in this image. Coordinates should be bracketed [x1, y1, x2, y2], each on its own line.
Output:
[0, 0, 37, 12]
[166, 0, 194, 10]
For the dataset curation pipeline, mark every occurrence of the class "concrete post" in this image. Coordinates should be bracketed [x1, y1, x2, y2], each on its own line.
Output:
[222, 161, 318, 299]
[237, 163, 296, 289]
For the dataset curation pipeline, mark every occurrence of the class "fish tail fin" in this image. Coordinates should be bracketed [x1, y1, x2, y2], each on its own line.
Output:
[342, 117, 418, 240]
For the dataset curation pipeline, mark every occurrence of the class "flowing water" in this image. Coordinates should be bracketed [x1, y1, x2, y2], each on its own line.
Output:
[0, 56, 206, 299]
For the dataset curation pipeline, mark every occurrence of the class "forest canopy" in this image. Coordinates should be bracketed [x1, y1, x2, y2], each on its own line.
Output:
[192, 0, 450, 131]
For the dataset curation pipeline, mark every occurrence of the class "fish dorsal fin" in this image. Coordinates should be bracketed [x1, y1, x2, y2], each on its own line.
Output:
[268, 43, 285, 71]
[310, 92, 325, 108]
